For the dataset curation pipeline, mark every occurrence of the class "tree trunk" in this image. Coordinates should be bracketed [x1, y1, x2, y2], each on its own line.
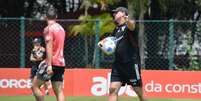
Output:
[139, 0, 145, 69]
[127, 0, 135, 19]
[83, 0, 89, 67]
[84, 35, 89, 67]
[128, 0, 145, 68]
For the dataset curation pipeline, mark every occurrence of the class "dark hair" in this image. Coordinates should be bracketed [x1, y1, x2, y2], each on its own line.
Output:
[112, 7, 128, 16]
[32, 38, 42, 44]
[46, 7, 57, 20]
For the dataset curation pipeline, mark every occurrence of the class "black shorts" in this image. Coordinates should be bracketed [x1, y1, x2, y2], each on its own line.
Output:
[111, 61, 142, 87]
[50, 66, 65, 82]
[30, 61, 41, 78]
[30, 67, 38, 78]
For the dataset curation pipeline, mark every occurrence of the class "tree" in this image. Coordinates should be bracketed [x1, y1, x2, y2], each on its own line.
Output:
[152, 0, 201, 70]
[71, 0, 116, 67]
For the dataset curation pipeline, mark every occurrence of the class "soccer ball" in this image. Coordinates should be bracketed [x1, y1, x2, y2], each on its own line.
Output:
[98, 37, 117, 55]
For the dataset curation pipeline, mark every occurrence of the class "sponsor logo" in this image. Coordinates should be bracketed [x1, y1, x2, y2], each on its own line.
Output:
[145, 80, 201, 94]
[91, 73, 137, 96]
[0, 79, 32, 89]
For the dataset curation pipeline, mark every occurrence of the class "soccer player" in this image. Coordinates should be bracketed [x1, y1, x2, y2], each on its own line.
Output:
[30, 38, 50, 95]
[30, 38, 45, 80]
[32, 7, 66, 101]
[108, 7, 147, 101]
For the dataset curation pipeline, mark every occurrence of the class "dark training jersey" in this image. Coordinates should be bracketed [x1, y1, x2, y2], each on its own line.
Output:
[31, 47, 45, 60]
[112, 23, 140, 63]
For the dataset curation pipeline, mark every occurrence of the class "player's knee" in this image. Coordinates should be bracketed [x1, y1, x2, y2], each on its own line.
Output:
[52, 82, 63, 95]
[31, 80, 41, 92]
[32, 85, 39, 95]
[32, 84, 37, 90]
[55, 87, 62, 94]
[109, 87, 118, 95]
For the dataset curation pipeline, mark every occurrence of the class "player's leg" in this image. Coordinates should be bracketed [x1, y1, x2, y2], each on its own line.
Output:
[109, 62, 123, 101]
[30, 65, 37, 95]
[52, 81, 65, 101]
[44, 81, 50, 95]
[130, 63, 147, 101]
[108, 81, 122, 101]
[32, 76, 45, 101]
[51, 66, 65, 101]
[133, 86, 147, 101]
[30, 64, 44, 101]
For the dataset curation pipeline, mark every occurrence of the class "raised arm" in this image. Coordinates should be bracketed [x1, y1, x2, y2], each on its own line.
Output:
[125, 16, 135, 31]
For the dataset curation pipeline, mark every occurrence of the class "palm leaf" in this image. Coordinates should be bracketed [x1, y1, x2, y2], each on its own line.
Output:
[71, 13, 115, 36]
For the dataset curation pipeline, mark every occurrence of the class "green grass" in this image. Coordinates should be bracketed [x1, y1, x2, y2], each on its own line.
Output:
[0, 96, 200, 101]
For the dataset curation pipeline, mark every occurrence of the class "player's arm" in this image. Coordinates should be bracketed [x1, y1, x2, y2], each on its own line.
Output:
[44, 27, 53, 74]
[46, 41, 53, 74]
[30, 50, 37, 61]
[30, 53, 36, 61]
[46, 37, 53, 71]
[125, 16, 135, 31]
[42, 47, 46, 52]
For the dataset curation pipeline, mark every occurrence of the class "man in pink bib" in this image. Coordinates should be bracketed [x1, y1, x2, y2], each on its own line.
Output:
[32, 7, 66, 101]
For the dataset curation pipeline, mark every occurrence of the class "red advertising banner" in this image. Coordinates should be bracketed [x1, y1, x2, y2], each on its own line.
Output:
[143, 70, 201, 99]
[0, 68, 201, 99]
[0, 68, 32, 95]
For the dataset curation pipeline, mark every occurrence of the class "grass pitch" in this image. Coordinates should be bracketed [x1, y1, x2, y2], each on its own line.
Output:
[0, 96, 200, 101]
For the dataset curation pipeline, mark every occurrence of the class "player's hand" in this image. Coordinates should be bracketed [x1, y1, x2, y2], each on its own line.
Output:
[124, 15, 129, 22]
[98, 38, 105, 48]
[47, 65, 53, 75]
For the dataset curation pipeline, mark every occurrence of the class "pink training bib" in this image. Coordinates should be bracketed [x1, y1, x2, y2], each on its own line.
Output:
[44, 23, 65, 67]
